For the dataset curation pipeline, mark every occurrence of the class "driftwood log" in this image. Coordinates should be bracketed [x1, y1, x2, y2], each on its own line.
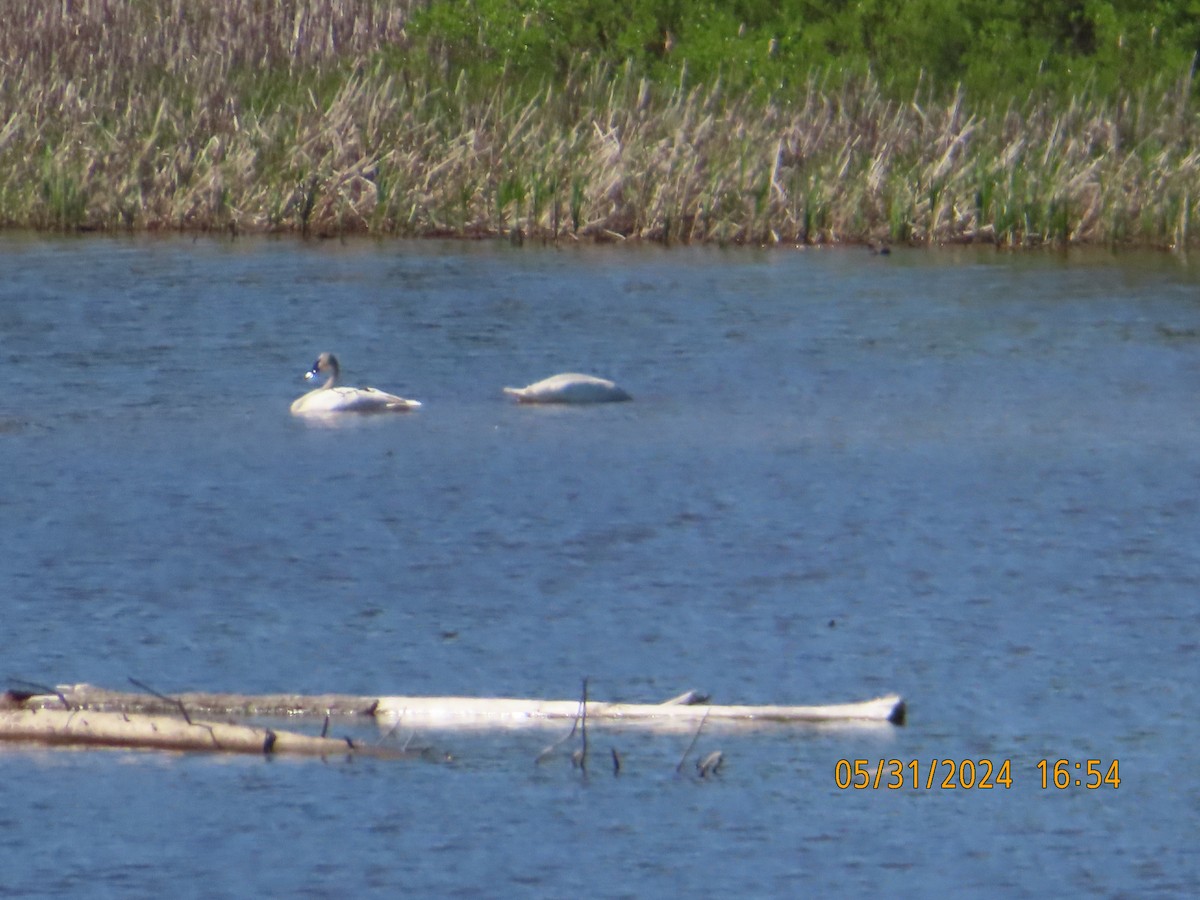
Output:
[15, 684, 905, 727]
[2, 683, 904, 756]
[6, 683, 904, 746]
[0, 706, 414, 758]
[374, 693, 906, 729]
[11, 683, 382, 718]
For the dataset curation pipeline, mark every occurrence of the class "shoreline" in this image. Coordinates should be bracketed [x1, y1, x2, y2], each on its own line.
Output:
[0, 223, 1186, 254]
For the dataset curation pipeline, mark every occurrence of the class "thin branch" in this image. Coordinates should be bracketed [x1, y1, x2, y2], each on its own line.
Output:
[579, 676, 589, 776]
[535, 676, 589, 766]
[7, 679, 70, 709]
[128, 677, 192, 725]
[696, 750, 724, 778]
[675, 708, 711, 774]
[535, 722, 579, 764]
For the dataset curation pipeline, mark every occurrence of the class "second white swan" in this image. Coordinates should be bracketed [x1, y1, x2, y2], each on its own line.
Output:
[503, 372, 631, 404]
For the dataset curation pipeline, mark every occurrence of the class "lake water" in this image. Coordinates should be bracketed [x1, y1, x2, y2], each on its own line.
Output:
[0, 235, 1197, 897]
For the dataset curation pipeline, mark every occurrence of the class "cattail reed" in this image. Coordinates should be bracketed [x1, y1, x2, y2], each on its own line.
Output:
[3, 1, 1199, 246]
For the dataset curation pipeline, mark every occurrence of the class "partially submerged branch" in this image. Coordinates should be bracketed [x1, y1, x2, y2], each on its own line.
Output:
[0, 707, 419, 759]
[676, 709, 712, 774]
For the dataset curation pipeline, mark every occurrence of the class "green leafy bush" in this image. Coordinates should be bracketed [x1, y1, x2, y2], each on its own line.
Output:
[406, 0, 1200, 100]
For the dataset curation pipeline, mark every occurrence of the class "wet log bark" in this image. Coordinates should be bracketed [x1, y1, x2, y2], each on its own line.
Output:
[0, 707, 413, 758]
[10, 683, 905, 728]
[375, 693, 907, 728]
[11, 683, 380, 718]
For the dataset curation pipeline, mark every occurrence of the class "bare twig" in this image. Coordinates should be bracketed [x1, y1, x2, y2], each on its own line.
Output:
[7, 679, 70, 709]
[128, 677, 192, 725]
[579, 677, 589, 776]
[675, 708, 711, 774]
[535, 676, 591, 767]
[535, 722, 579, 764]
[696, 750, 724, 778]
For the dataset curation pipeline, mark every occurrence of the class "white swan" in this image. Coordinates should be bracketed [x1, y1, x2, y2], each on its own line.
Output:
[290, 352, 422, 415]
[503, 372, 631, 404]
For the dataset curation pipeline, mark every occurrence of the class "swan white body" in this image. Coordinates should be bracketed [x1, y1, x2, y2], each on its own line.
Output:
[290, 353, 421, 415]
[503, 372, 631, 404]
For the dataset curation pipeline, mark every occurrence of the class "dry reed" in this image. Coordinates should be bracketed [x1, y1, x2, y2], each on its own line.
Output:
[3, 0, 1200, 246]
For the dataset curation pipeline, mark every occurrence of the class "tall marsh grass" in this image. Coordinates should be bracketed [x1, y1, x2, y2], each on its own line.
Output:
[3, 0, 1200, 246]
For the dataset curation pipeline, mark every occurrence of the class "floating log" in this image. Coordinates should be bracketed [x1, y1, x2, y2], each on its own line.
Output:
[374, 693, 906, 729]
[8, 684, 906, 741]
[11, 684, 380, 718]
[0, 707, 411, 758]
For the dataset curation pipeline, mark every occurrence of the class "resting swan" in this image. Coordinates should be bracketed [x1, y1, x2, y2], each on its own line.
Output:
[290, 352, 422, 415]
[503, 372, 631, 404]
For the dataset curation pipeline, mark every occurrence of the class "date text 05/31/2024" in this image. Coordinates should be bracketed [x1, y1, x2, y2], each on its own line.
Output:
[833, 759, 1122, 790]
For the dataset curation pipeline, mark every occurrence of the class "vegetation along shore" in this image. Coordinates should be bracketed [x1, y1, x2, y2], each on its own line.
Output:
[4, 0, 1200, 247]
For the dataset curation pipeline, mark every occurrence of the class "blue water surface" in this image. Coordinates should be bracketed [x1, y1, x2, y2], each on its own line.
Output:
[0, 235, 1197, 897]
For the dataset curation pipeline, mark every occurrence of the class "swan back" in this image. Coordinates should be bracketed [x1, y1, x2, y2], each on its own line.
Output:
[290, 387, 421, 415]
[503, 372, 631, 404]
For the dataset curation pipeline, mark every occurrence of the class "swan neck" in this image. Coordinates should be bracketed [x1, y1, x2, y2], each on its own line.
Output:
[319, 356, 340, 389]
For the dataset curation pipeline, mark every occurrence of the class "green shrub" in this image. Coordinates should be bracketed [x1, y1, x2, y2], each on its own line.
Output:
[406, 0, 1200, 102]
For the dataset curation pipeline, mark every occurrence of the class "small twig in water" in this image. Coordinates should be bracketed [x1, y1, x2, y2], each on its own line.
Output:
[535, 720, 579, 765]
[535, 678, 588, 765]
[321, 715, 330, 739]
[376, 717, 421, 752]
[696, 750, 724, 778]
[579, 677, 589, 776]
[611, 747, 621, 776]
[676, 709, 711, 774]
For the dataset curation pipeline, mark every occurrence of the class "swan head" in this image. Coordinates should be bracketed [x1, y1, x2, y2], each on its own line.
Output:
[304, 352, 340, 388]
